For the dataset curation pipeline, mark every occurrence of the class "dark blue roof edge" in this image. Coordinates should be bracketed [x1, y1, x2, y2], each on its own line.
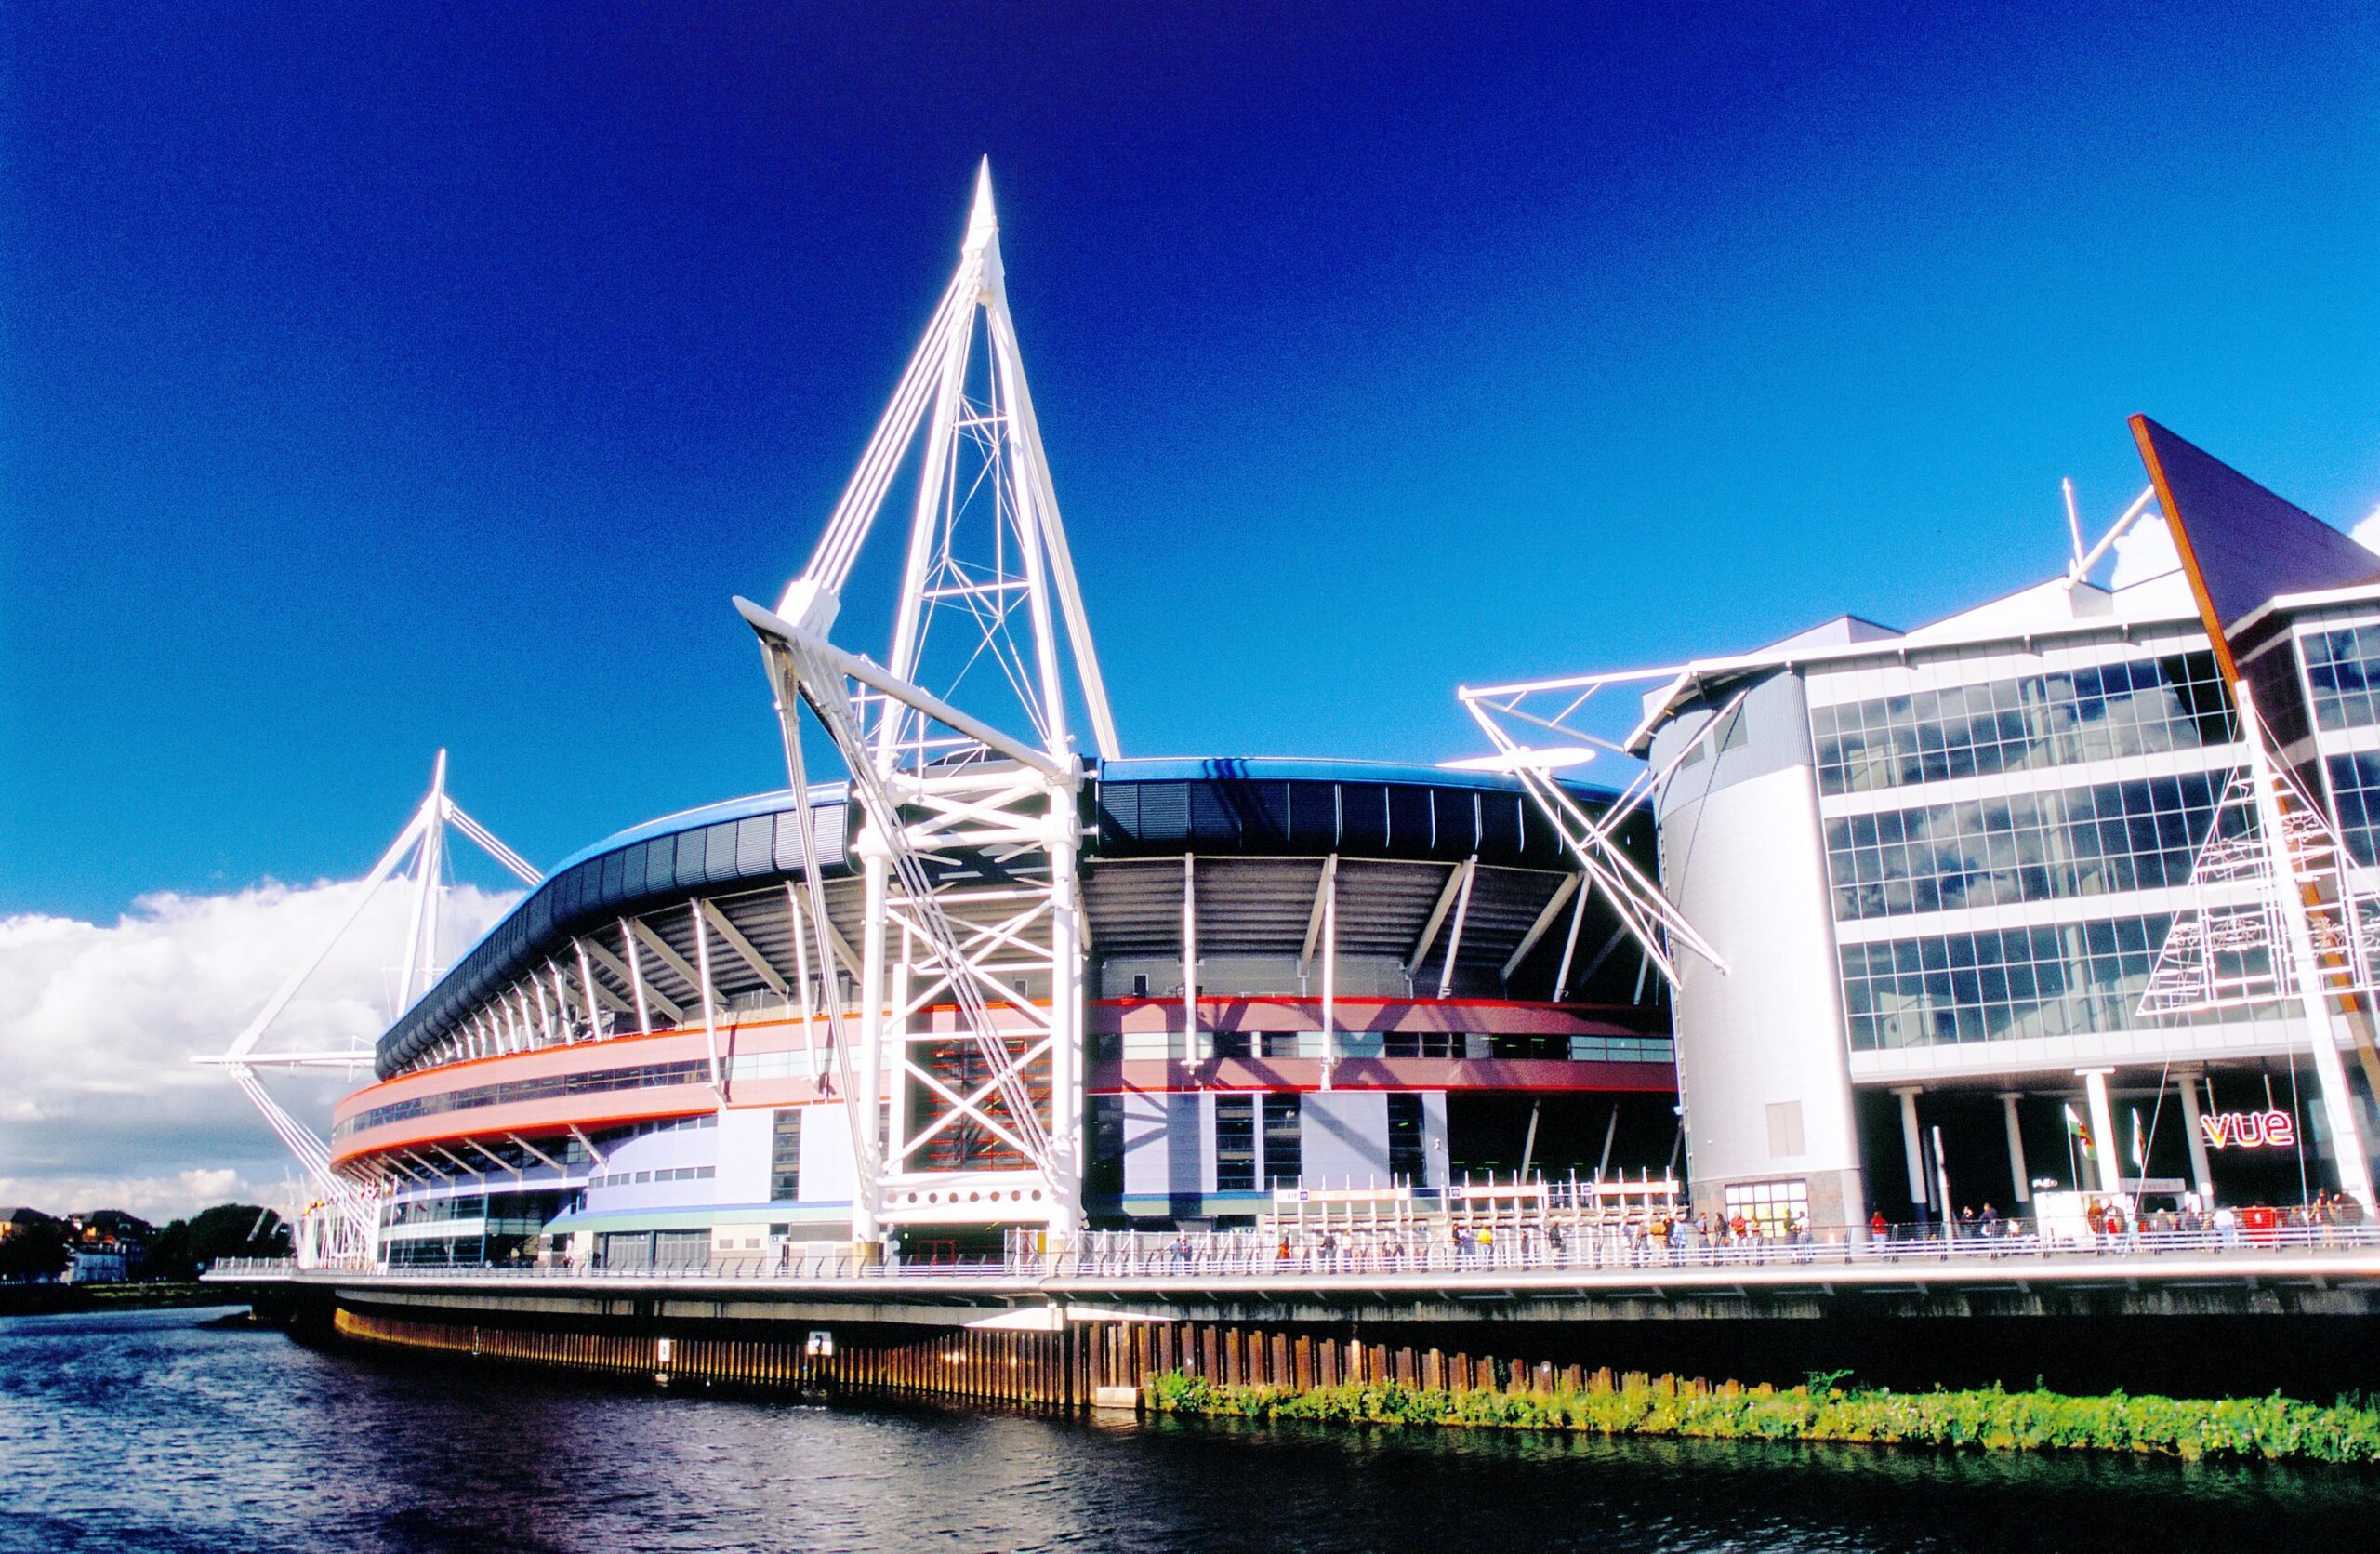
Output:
[545, 783, 847, 878]
[1094, 755, 1619, 803]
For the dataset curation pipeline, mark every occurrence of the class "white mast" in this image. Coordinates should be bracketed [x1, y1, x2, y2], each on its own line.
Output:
[198, 753, 540, 1267]
[744, 162, 1109, 1249]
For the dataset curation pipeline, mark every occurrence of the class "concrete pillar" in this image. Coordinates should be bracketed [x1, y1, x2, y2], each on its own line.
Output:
[2175, 1068, 2215, 1204]
[1998, 1092, 2030, 1204]
[2080, 1068, 2124, 1201]
[1893, 1087, 1928, 1218]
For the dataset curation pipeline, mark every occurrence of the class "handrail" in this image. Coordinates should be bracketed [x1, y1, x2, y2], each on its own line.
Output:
[204, 1219, 2380, 1284]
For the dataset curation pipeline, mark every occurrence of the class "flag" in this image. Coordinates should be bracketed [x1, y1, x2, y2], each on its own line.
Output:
[2065, 1103, 2093, 1153]
[2130, 1108, 2146, 1170]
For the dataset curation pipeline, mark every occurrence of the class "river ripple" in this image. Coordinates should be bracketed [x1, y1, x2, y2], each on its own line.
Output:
[3, 1306, 2375, 1552]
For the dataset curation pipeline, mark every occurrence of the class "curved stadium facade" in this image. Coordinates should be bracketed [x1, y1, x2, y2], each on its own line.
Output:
[337, 761, 1678, 1268]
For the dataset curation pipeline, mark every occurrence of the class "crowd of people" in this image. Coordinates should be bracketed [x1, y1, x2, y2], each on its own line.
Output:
[1862, 1190, 2370, 1250]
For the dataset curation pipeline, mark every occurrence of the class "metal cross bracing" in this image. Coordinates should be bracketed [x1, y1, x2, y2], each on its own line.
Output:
[2136, 684, 2378, 1210]
[737, 163, 1111, 1244]
[2134, 770, 2380, 1015]
[199, 751, 541, 1267]
[1456, 669, 1733, 989]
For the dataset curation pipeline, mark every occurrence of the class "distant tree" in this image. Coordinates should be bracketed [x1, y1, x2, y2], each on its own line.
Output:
[0, 1218, 72, 1282]
[185, 1204, 291, 1268]
[145, 1219, 197, 1281]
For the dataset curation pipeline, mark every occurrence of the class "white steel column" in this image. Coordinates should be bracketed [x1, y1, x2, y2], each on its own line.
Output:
[619, 918, 653, 1036]
[1182, 855, 1199, 1060]
[1893, 1086, 1928, 1214]
[690, 899, 723, 1102]
[395, 750, 448, 1013]
[1998, 1092, 2031, 1204]
[1046, 776, 1086, 1233]
[2175, 1069, 2215, 1203]
[1320, 856, 1338, 1093]
[786, 884, 818, 1075]
[575, 939, 603, 1038]
[2080, 1068, 2124, 1200]
[1551, 877, 1591, 1002]
[883, 924, 913, 1173]
[853, 841, 891, 1246]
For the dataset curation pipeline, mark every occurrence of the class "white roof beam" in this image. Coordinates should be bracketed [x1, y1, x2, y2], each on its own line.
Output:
[1435, 856, 1481, 1000]
[1502, 873, 1583, 982]
[1297, 855, 1340, 978]
[698, 898, 790, 997]
[626, 917, 707, 1003]
[1406, 857, 1476, 976]
[583, 932, 681, 1026]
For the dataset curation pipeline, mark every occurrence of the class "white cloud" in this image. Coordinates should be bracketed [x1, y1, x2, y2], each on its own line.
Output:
[0, 877, 517, 1220]
[0, 1168, 282, 1225]
[2354, 503, 2380, 554]
[2108, 511, 2182, 589]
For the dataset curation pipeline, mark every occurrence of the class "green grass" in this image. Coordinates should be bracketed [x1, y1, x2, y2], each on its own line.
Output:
[1144, 1370, 2380, 1464]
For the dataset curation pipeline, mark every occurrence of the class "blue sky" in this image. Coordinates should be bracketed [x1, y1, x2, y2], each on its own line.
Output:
[6, 3, 2377, 921]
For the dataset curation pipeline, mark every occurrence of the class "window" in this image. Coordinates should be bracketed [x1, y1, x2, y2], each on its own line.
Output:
[770, 1109, 802, 1202]
[335, 1058, 720, 1139]
[1724, 1179, 1808, 1236]
[1808, 653, 2234, 797]
[1388, 1093, 1427, 1183]
[2329, 752, 2380, 865]
[2305, 626, 2380, 730]
[1213, 1096, 1255, 1192]
[1834, 915, 2247, 1050]
[1088, 1095, 1124, 1198]
[1262, 1094, 1302, 1188]
[1821, 771, 2241, 922]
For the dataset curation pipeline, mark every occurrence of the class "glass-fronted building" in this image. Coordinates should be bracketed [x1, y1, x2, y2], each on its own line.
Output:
[1640, 551, 2380, 1231]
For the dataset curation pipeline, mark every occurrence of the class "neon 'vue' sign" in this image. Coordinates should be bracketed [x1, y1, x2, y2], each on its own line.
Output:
[2200, 1109, 2296, 1149]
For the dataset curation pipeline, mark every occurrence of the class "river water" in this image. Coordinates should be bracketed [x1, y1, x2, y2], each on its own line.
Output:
[3, 1306, 2374, 1552]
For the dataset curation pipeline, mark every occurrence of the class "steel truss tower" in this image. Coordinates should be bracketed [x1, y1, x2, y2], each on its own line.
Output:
[199, 751, 541, 1266]
[739, 163, 1119, 1247]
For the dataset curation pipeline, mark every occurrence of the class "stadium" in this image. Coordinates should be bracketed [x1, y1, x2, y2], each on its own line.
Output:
[334, 762, 1677, 1268]
[230, 167, 2380, 1272]
[234, 166, 1687, 1272]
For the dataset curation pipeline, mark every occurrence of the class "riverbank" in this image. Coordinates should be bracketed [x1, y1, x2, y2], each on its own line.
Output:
[1145, 1370, 2380, 1465]
[0, 1282, 231, 1318]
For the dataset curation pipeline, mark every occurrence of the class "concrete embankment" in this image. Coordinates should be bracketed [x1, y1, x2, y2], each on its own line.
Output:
[318, 1300, 2380, 1464]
